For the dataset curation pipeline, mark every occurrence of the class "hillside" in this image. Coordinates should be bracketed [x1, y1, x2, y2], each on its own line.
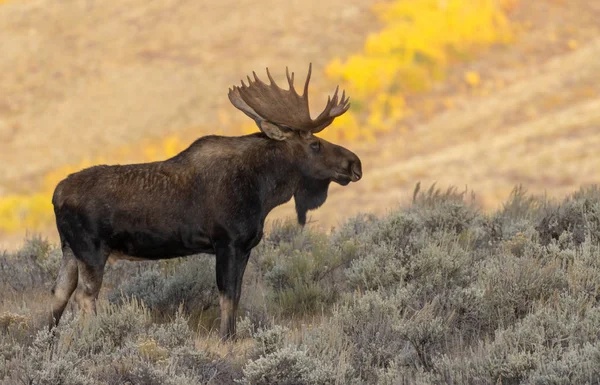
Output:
[250, 0, 600, 230]
[1, 0, 600, 249]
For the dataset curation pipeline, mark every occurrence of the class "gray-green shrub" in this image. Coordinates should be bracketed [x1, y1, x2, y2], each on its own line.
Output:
[108, 255, 218, 317]
[2, 183, 600, 385]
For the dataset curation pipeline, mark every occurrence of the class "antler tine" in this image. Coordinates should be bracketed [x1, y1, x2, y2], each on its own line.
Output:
[266, 67, 275, 85]
[302, 63, 312, 99]
[331, 85, 339, 105]
[327, 87, 351, 118]
[252, 71, 261, 83]
[340, 87, 350, 106]
[285, 67, 296, 94]
[339, 90, 350, 109]
[319, 85, 339, 116]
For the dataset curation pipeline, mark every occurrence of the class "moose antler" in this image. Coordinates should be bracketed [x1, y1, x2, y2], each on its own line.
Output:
[228, 63, 350, 133]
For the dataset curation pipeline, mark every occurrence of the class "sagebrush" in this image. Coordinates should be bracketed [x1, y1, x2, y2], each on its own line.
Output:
[2, 184, 600, 384]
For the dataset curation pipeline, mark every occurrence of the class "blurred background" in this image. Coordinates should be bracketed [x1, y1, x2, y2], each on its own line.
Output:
[1, 0, 599, 250]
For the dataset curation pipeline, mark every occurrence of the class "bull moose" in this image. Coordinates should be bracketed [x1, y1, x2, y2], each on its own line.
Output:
[49, 64, 362, 339]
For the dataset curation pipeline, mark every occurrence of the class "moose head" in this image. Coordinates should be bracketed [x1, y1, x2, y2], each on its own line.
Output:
[228, 63, 362, 224]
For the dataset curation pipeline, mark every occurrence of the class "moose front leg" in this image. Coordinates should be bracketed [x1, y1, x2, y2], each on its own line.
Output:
[215, 243, 251, 340]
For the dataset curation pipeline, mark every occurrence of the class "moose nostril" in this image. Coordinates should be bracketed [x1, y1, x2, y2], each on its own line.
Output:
[351, 163, 362, 181]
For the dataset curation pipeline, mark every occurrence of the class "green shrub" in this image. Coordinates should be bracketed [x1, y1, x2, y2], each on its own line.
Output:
[345, 243, 406, 291]
[329, 213, 379, 249]
[0, 299, 237, 385]
[0, 236, 58, 294]
[254, 221, 342, 317]
[240, 345, 336, 385]
[523, 342, 600, 385]
[108, 255, 218, 317]
[252, 324, 289, 357]
[475, 248, 569, 329]
[334, 290, 409, 383]
[411, 183, 479, 235]
[500, 186, 545, 222]
[537, 186, 600, 246]
[433, 295, 600, 385]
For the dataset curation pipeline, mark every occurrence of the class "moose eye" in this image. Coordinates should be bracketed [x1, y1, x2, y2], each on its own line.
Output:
[310, 141, 321, 152]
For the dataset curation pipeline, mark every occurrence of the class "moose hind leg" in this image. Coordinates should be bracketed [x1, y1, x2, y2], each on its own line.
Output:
[49, 245, 79, 328]
[74, 258, 107, 315]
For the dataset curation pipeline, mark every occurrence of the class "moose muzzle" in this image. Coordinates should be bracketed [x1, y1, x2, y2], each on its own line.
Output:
[351, 160, 362, 182]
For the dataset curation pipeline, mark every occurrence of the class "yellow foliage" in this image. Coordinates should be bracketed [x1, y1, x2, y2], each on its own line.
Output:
[321, 110, 362, 142]
[567, 39, 578, 50]
[163, 135, 183, 158]
[0, 193, 54, 233]
[242, 121, 259, 135]
[325, 0, 514, 141]
[464, 71, 482, 87]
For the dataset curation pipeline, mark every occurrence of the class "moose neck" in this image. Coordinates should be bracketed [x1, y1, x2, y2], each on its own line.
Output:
[176, 133, 312, 218]
[254, 137, 304, 215]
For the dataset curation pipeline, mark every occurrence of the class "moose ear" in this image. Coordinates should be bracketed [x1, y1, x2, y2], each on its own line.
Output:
[259, 121, 294, 141]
